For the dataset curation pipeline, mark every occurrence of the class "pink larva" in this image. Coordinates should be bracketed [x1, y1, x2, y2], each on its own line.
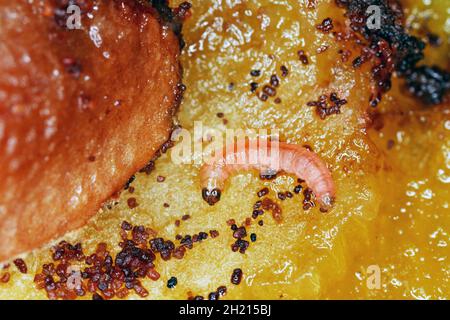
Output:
[200, 138, 336, 211]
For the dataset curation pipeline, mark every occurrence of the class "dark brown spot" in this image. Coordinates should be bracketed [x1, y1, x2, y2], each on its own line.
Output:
[250, 82, 259, 92]
[127, 198, 138, 209]
[13, 259, 27, 274]
[297, 50, 309, 65]
[262, 85, 276, 97]
[280, 65, 289, 77]
[209, 230, 219, 238]
[316, 18, 333, 33]
[257, 187, 269, 197]
[0, 272, 10, 283]
[231, 268, 243, 285]
[270, 75, 280, 87]
[250, 69, 261, 77]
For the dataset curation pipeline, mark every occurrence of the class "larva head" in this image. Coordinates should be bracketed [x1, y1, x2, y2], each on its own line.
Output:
[202, 188, 221, 206]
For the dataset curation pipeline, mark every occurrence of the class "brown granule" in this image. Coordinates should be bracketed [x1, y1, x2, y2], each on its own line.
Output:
[33, 223, 158, 300]
[277, 192, 286, 200]
[173, 246, 186, 259]
[139, 160, 155, 175]
[181, 214, 191, 221]
[233, 227, 247, 239]
[231, 239, 250, 254]
[133, 283, 149, 297]
[307, 93, 347, 119]
[270, 75, 280, 87]
[160, 140, 174, 154]
[302, 188, 316, 210]
[297, 50, 309, 65]
[157, 175, 166, 182]
[121, 221, 132, 231]
[0, 272, 10, 283]
[179, 235, 193, 249]
[261, 198, 282, 222]
[316, 18, 333, 33]
[51, 241, 84, 262]
[209, 230, 220, 238]
[231, 268, 243, 285]
[132, 225, 151, 245]
[150, 238, 175, 261]
[280, 65, 289, 77]
[252, 209, 263, 219]
[192, 285, 227, 301]
[250, 69, 261, 77]
[250, 82, 259, 92]
[172, 1, 192, 21]
[127, 197, 138, 209]
[257, 187, 269, 197]
[258, 92, 269, 102]
[13, 258, 27, 274]
[217, 286, 227, 296]
[33, 215, 219, 300]
[124, 175, 135, 190]
[208, 291, 219, 300]
[230, 224, 251, 254]
[226, 219, 236, 226]
[198, 232, 208, 240]
[147, 269, 160, 281]
[262, 85, 276, 97]
[316, 45, 329, 54]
